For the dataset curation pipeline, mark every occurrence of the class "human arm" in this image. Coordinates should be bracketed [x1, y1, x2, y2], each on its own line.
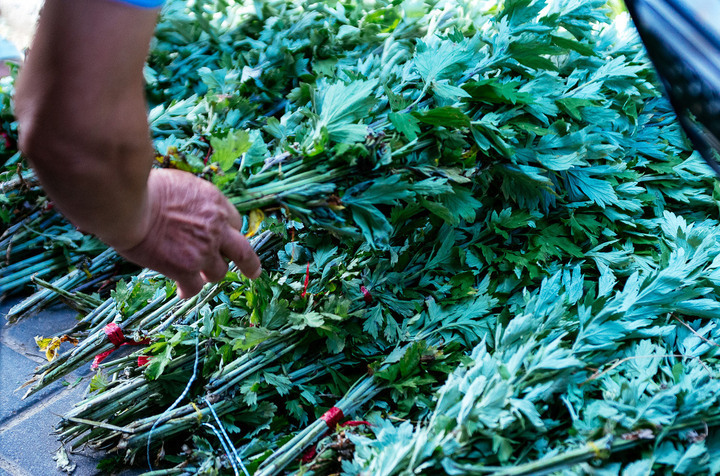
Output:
[14, 0, 260, 297]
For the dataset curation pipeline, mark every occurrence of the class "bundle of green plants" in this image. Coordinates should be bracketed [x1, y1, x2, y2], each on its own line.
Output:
[4, 0, 720, 474]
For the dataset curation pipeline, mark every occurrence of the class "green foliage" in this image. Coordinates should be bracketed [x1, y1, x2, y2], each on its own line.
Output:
[6, 0, 720, 474]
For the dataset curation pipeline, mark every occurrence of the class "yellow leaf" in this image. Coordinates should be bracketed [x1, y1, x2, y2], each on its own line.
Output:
[244, 209, 265, 238]
[35, 335, 79, 362]
[34, 336, 53, 349]
[36, 336, 61, 361]
[191, 402, 204, 423]
[328, 196, 345, 211]
[288, 242, 297, 265]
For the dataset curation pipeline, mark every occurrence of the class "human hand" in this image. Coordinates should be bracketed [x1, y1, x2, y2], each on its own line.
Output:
[116, 168, 261, 298]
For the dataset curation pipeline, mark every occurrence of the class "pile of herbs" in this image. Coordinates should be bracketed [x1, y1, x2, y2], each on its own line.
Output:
[3, 0, 720, 474]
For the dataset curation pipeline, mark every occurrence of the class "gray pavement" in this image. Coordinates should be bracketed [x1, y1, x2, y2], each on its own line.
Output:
[0, 298, 140, 476]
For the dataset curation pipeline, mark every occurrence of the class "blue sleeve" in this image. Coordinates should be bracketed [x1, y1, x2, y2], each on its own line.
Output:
[110, 0, 165, 8]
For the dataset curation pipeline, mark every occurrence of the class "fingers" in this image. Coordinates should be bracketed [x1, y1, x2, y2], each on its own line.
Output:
[177, 226, 260, 299]
[175, 223, 259, 300]
[201, 255, 229, 283]
[224, 200, 244, 231]
[221, 226, 262, 279]
[176, 273, 205, 300]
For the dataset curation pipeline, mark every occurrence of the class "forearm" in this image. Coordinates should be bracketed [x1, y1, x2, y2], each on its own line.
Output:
[15, 0, 159, 249]
[17, 107, 154, 249]
[13, 0, 262, 297]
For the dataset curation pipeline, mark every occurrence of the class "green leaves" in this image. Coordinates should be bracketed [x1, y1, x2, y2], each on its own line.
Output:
[413, 36, 480, 86]
[389, 112, 421, 141]
[210, 130, 251, 172]
[343, 176, 413, 248]
[111, 278, 164, 317]
[413, 107, 471, 128]
[9, 0, 720, 474]
[145, 343, 173, 381]
[464, 79, 534, 105]
[315, 79, 379, 144]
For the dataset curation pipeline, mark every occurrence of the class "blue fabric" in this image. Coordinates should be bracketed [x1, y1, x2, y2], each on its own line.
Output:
[110, 0, 164, 8]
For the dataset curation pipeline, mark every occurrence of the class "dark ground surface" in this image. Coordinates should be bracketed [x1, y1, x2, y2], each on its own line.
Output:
[0, 297, 141, 476]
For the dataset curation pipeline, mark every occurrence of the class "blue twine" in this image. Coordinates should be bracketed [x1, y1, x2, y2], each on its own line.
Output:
[204, 397, 251, 476]
[203, 423, 240, 476]
[146, 331, 200, 471]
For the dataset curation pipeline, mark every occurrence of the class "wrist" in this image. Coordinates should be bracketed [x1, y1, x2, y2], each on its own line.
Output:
[98, 185, 156, 252]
